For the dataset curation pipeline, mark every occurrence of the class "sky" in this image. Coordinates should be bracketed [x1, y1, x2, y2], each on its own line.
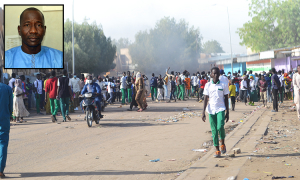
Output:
[2, 0, 252, 54]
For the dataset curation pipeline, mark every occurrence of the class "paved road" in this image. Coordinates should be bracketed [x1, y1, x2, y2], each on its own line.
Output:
[5, 98, 254, 179]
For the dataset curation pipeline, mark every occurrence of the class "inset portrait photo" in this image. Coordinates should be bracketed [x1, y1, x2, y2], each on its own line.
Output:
[4, 5, 64, 69]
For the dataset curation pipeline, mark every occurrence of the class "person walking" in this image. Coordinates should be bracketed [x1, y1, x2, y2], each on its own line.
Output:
[199, 75, 207, 102]
[13, 79, 30, 123]
[265, 72, 272, 103]
[44, 73, 51, 114]
[25, 78, 33, 110]
[249, 76, 258, 106]
[184, 74, 191, 98]
[34, 74, 44, 115]
[127, 79, 138, 111]
[157, 75, 164, 101]
[271, 68, 280, 112]
[202, 67, 229, 158]
[126, 71, 132, 103]
[135, 72, 145, 112]
[120, 72, 127, 105]
[107, 79, 114, 104]
[240, 75, 248, 105]
[229, 79, 236, 111]
[150, 73, 158, 101]
[45, 70, 60, 122]
[163, 74, 169, 100]
[258, 75, 267, 107]
[70, 73, 81, 109]
[0, 70, 13, 178]
[169, 76, 176, 102]
[57, 70, 73, 122]
[293, 65, 300, 120]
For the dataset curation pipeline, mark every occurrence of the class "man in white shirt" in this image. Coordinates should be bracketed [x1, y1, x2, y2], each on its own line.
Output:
[219, 69, 229, 85]
[202, 67, 229, 158]
[240, 76, 248, 105]
[70, 74, 81, 108]
[120, 72, 127, 105]
[107, 79, 114, 104]
[34, 74, 43, 115]
[8, 73, 16, 92]
[96, 76, 106, 102]
[191, 73, 198, 97]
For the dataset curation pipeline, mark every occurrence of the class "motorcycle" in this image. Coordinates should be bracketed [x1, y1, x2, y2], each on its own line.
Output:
[81, 92, 102, 127]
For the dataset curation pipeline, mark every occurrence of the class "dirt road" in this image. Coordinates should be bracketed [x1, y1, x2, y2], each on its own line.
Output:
[6, 98, 255, 179]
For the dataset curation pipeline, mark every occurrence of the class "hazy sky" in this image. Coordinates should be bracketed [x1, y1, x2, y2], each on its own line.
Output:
[2, 0, 252, 54]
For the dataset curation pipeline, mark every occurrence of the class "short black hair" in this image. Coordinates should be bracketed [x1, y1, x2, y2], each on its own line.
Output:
[63, 69, 68, 75]
[51, 70, 56, 77]
[152, 73, 155, 77]
[20, 7, 45, 25]
[12, 73, 16, 78]
[271, 68, 276, 73]
[211, 67, 220, 73]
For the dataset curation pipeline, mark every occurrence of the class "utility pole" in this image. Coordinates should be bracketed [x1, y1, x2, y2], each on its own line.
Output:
[72, 0, 75, 74]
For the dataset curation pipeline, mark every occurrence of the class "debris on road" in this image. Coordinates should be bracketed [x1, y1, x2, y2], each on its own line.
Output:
[149, 158, 160, 162]
[192, 149, 207, 152]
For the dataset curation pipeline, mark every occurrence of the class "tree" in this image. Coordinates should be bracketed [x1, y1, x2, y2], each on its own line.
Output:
[64, 19, 116, 75]
[129, 17, 202, 74]
[202, 40, 225, 54]
[112, 38, 132, 53]
[237, 0, 300, 52]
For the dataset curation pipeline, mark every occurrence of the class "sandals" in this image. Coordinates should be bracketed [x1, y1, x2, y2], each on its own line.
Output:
[137, 109, 143, 112]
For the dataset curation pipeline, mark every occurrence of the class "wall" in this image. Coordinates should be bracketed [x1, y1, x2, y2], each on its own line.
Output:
[4, 5, 63, 51]
[223, 62, 246, 74]
[246, 59, 271, 73]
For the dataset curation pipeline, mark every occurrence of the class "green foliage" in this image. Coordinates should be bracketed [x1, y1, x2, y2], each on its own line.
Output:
[202, 40, 225, 54]
[237, 0, 300, 52]
[129, 17, 202, 73]
[64, 19, 116, 75]
[112, 38, 132, 53]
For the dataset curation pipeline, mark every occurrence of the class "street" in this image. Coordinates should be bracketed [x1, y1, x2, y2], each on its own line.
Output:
[6, 98, 251, 180]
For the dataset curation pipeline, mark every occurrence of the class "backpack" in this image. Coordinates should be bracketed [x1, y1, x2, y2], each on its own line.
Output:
[150, 77, 157, 87]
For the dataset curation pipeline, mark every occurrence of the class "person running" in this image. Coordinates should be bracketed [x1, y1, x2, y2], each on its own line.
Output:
[150, 73, 158, 101]
[258, 75, 267, 107]
[13, 79, 30, 123]
[157, 74, 164, 101]
[229, 79, 236, 111]
[202, 67, 229, 158]
[271, 68, 280, 112]
[45, 70, 60, 122]
[0, 70, 13, 178]
[57, 70, 73, 122]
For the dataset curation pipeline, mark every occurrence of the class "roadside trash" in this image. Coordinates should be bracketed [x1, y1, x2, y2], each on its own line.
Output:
[229, 153, 235, 157]
[57, 122, 61, 124]
[272, 177, 286, 179]
[95, 156, 99, 159]
[240, 120, 243, 122]
[215, 164, 218, 167]
[285, 163, 292, 166]
[173, 120, 178, 122]
[149, 158, 160, 162]
[45, 133, 48, 135]
[244, 178, 249, 180]
[168, 159, 176, 161]
[233, 148, 241, 154]
[266, 157, 270, 159]
[144, 154, 148, 156]
[183, 108, 190, 111]
[229, 120, 235, 122]
[86, 153, 88, 155]
[263, 141, 278, 144]
[192, 149, 207, 152]
[248, 157, 251, 160]
[288, 176, 294, 178]
[226, 176, 236, 180]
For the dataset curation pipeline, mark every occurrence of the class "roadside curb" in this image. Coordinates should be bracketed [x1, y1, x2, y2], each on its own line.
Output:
[176, 107, 267, 180]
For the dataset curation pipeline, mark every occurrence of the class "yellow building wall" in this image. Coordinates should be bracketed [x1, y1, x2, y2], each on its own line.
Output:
[4, 5, 63, 52]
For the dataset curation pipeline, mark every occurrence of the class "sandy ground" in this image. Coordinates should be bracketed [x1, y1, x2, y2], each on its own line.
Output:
[4, 97, 253, 180]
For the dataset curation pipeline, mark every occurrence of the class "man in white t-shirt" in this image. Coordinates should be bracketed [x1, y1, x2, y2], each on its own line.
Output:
[107, 79, 114, 104]
[202, 67, 229, 158]
[70, 74, 81, 108]
[8, 73, 16, 92]
[34, 73, 44, 115]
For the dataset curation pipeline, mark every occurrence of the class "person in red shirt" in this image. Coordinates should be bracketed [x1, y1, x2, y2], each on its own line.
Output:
[199, 75, 207, 102]
[45, 70, 59, 123]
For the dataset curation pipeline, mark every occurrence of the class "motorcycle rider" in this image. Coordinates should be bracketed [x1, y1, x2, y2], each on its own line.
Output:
[80, 75, 103, 119]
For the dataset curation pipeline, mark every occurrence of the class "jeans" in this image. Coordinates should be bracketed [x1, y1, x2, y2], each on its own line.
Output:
[241, 90, 247, 104]
[60, 97, 70, 120]
[170, 89, 176, 100]
[199, 88, 204, 100]
[107, 92, 114, 103]
[163, 85, 168, 99]
[279, 87, 284, 103]
[272, 89, 279, 111]
[35, 93, 41, 113]
[267, 87, 272, 103]
[27, 93, 32, 109]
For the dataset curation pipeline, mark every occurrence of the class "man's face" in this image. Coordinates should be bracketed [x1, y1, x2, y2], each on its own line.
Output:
[37, 75, 41, 80]
[297, 66, 300, 73]
[88, 76, 93, 81]
[211, 69, 220, 82]
[18, 10, 46, 47]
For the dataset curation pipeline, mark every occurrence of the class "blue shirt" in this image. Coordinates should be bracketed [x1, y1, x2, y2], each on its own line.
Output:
[81, 83, 101, 101]
[271, 74, 280, 89]
[264, 76, 272, 88]
[5, 46, 63, 68]
[26, 82, 33, 94]
[0, 83, 13, 120]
